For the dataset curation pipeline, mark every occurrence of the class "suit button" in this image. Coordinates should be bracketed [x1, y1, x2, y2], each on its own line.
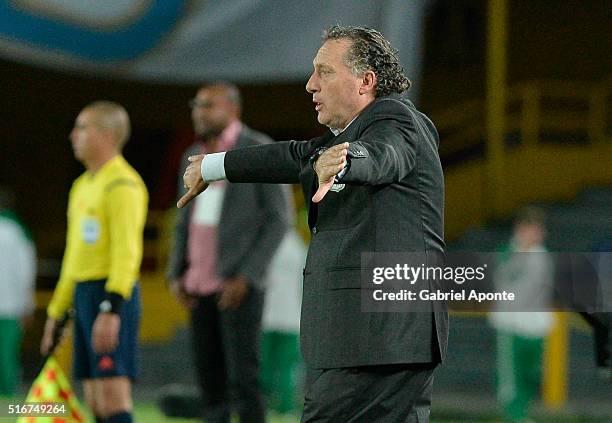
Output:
[312, 227, 318, 235]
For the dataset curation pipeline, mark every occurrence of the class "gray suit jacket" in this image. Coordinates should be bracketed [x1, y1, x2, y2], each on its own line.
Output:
[167, 125, 290, 289]
[223, 95, 448, 369]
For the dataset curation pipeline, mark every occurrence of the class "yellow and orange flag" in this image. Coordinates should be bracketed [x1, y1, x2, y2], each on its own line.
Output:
[16, 356, 86, 423]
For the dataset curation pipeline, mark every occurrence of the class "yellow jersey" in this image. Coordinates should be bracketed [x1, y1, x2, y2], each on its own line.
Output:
[47, 155, 148, 319]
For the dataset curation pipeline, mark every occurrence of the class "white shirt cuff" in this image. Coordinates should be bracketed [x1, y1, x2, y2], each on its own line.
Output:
[336, 163, 348, 181]
[201, 152, 227, 182]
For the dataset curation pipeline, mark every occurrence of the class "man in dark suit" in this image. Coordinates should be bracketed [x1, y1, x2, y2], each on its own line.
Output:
[168, 83, 290, 423]
[179, 26, 447, 422]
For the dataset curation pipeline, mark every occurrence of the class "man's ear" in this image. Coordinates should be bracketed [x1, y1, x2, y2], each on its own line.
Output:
[359, 70, 377, 96]
[100, 128, 119, 149]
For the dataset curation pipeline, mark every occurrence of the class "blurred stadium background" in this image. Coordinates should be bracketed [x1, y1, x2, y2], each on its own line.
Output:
[0, 0, 610, 422]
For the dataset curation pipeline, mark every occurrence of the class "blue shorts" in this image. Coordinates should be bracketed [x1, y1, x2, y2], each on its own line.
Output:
[73, 280, 140, 381]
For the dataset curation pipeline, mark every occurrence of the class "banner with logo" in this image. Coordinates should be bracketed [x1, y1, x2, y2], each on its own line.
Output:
[0, 0, 427, 90]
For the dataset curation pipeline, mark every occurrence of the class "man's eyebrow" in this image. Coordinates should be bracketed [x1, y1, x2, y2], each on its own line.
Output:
[314, 63, 332, 72]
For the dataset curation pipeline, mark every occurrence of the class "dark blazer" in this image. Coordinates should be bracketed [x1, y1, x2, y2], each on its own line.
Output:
[167, 125, 290, 289]
[224, 96, 448, 369]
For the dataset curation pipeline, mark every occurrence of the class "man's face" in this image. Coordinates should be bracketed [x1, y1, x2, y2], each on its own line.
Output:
[69, 109, 106, 163]
[306, 39, 366, 130]
[191, 87, 236, 139]
[515, 223, 545, 247]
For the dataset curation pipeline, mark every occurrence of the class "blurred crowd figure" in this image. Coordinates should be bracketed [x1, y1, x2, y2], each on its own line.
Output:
[41, 102, 148, 423]
[0, 188, 36, 396]
[167, 83, 290, 423]
[489, 207, 554, 423]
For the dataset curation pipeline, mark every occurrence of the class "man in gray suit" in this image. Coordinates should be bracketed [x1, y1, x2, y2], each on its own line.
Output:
[168, 83, 289, 423]
[179, 27, 447, 422]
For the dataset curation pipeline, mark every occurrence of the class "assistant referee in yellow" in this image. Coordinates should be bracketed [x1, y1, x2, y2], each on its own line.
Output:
[41, 101, 148, 423]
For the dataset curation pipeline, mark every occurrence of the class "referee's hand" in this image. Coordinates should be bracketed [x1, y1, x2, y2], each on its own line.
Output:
[40, 317, 57, 356]
[92, 313, 121, 354]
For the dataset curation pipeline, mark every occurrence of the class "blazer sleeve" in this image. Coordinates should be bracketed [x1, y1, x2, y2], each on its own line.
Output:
[224, 140, 310, 184]
[340, 114, 419, 186]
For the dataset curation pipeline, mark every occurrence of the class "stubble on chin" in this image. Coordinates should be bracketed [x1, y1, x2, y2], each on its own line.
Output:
[195, 124, 223, 140]
[317, 112, 332, 128]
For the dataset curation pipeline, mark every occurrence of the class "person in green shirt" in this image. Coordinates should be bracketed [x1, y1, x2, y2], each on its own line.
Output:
[0, 188, 36, 396]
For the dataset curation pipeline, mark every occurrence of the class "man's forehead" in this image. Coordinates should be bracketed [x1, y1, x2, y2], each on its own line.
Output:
[197, 86, 227, 99]
[313, 39, 350, 65]
[77, 108, 98, 123]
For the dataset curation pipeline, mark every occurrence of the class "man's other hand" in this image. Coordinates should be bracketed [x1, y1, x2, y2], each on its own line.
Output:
[169, 278, 197, 309]
[218, 276, 250, 310]
[312, 142, 348, 203]
[92, 312, 121, 354]
[177, 154, 209, 208]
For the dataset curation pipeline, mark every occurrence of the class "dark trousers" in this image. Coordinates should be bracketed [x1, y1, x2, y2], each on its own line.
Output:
[580, 312, 611, 368]
[191, 288, 265, 423]
[301, 363, 437, 423]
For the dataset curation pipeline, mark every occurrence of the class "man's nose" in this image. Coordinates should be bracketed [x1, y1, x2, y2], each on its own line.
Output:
[306, 73, 318, 93]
